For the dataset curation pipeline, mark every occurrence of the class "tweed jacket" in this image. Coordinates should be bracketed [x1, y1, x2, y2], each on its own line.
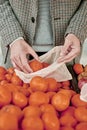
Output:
[0, 0, 87, 66]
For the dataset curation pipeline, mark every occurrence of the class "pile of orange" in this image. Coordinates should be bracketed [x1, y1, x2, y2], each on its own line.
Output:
[0, 61, 87, 130]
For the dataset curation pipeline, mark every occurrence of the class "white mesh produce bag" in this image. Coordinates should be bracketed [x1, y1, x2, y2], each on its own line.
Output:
[15, 46, 72, 83]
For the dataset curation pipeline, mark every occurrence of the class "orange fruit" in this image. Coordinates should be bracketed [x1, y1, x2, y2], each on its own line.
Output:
[0, 104, 22, 121]
[40, 104, 57, 115]
[7, 67, 15, 74]
[29, 59, 43, 72]
[45, 77, 58, 92]
[0, 66, 7, 82]
[19, 87, 30, 97]
[74, 106, 87, 122]
[62, 80, 70, 89]
[59, 114, 77, 127]
[42, 112, 60, 130]
[75, 122, 87, 130]
[58, 89, 76, 99]
[0, 74, 6, 81]
[56, 82, 62, 89]
[0, 87, 12, 107]
[13, 71, 17, 76]
[71, 94, 87, 107]
[29, 91, 49, 106]
[5, 73, 12, 82]
[30, 76, 48, 92]
[0, 66, 7, 75]
[51, 92, 70, 111]
[27, 87, 33, 94]
[42, 62, 50, 68]
[23, 105, 41, 117]
[3, 83, 19, 93]
[46, 91, 56, 101]
[12, 91, 28, 108]
[0, 112, 18, 130]
[22, 83, 29, 89]
[11, 75, 23, 86]
[21, 116, 44, 130]
[60, 126, 74, 130]
[62, 86, 70, 90]
[73, 63, 84, 74]
[61, 106, 75, 116]
[0, 80, 8, 85]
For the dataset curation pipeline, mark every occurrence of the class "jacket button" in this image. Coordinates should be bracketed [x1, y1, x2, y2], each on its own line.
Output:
[31, 17, 35, 23]
[54, 17, 61, 20]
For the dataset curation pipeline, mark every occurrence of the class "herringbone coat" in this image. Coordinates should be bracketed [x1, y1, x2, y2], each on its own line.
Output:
[0, 0, 87, 67]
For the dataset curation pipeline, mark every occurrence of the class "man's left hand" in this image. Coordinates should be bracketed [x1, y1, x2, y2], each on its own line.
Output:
[58, 34, 81, 63]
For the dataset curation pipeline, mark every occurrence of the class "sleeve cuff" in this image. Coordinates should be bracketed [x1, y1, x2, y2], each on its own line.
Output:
[10, 37, 24, 48]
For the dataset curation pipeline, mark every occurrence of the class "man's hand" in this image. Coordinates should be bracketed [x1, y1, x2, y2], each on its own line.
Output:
[58, 34, 81, 63]
[10, 39, 39, 73]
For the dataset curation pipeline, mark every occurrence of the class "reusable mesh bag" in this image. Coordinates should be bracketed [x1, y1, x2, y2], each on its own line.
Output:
[15, 46, 72, 83]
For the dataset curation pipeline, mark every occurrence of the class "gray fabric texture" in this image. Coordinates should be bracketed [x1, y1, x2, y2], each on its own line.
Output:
[34, 0, 53, 52]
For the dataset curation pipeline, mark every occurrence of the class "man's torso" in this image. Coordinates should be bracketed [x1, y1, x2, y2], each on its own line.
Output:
[9, 0, 81, 45]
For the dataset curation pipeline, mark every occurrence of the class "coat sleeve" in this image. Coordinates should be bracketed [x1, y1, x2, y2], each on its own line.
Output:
[65, 0, 87, 44]
[0, 0, 26, 46]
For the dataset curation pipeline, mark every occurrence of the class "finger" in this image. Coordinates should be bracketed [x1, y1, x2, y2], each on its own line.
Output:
[12, 56, 31, 73]
[11, 60, 22, 71]
[58, 50, 79, 63]
[60, 55, 77, 63]
[58, 54, 76, 63]
[12, 57, 25, 71]
[20, 54, 33, 73]
[60, 40, 72, 56]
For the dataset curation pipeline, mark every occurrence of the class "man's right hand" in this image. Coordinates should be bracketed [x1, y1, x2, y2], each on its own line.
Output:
[10, 39, 39, 73]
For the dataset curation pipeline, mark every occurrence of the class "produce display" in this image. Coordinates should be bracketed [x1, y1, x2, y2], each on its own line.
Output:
[72, 63, 87, 88]
[0, 61, 87, 130]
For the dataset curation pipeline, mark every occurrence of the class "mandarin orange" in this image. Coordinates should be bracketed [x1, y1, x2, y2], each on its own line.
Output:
[73, 63, 84, 75]
[74, 106, 87, 122]
[59, 114, 77, 127]
[75, 122, 87, 130]
[12, 91, 28, 108]
[22, 116, 44, 130]
[0, 104, 22, 121]
[29, 91, 49, 106]
[23, 105, 41, 117]
[30, 76, 48, 92]
[45, 77, 58, 92]
[42, 112, 60, 130]
[0, 112, 18, 130]
[51, 92, 70, 111]
[29, 59, 43, 72]
[71, 94, 87, 107]
[0, 87, 12, 107]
